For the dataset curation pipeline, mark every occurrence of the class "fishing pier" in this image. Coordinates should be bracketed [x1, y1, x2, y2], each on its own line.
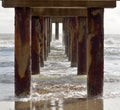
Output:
[1, 0, 116, 98]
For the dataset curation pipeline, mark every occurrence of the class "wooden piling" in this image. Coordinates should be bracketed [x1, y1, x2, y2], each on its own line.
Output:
[39, 17, 44, 67]
[31, 16, 40, 75]
[55, 22, 59, 40]
[50, 18, 52, 42]
[70, 17, 78, 67]
[77, 17, 87, 75]
[48, 17, 51, 53]
[15, 7, 31, 96]
[44, 17, 47, 60]
[63, 18, 68, 56]
[47, 17, 51, 54]
[63, 19, 65, 46]
[67, 18, 72, 61]
[87, 8, 104, 97]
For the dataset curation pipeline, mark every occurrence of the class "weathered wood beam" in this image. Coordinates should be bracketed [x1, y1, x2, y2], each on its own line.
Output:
[39, 17, 44, 67]
[70, 17, 78, 67]
[32, 8, 87, 17]
[2, 0, 116, 8]
[50, 18, 52, 42]
[67, 18, 72, 61]
[31, 16, 40, 75]
[15, 7, 31, 96]
[51, 17, 63, 23]
[77, 17, 87, 75]
[44, 17, 47, 61]
[87, 8, 104, 97]
[63, 18, 69, 56]
[47, 17, 51, 54]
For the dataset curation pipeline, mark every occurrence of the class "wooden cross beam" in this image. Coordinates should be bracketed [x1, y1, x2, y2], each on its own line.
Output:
[32, 8, 87, 17]
[2, 0, 116, 8]
[51, 17, 63, 23]
[32, 8, 88, 23]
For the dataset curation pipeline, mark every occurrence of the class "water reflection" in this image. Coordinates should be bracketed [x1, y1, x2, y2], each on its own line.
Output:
[14, 98, 103, 110]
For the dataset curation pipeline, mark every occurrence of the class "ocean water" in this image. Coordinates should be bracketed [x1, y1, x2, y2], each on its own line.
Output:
[0, 34, 120, 102]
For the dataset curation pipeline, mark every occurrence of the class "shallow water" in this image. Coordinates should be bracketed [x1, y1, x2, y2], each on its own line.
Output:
[1, 97, 120, 110]
[0, 34, 120, 106]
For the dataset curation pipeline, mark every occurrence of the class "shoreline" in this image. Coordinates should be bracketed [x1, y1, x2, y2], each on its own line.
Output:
[0, 97, 120, 110]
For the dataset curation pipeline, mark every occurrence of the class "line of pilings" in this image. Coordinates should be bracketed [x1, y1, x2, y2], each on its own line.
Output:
[14, 8, 104, 98]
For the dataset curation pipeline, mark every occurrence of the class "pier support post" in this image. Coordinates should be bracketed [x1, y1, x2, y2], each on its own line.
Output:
[15, 8, 31, 96]
[77, 17, 87, 75]
[63, 18, 68, 56]
[87, 8, 104, 97]
[70, 17, 78, 67]
[55, 22, 59, 40]
[40, 17, 44, 67]
[63, 20, 65, 46]
[67, 18, 72, 61]
[31, 16, 40, 75]
[44, 17, 47, 60]
[47, 17, 51, 54]
[50, 18, 52, 42]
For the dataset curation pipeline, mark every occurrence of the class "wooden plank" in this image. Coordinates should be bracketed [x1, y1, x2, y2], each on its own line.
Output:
[87, 8, 104, 97]
[31, 16, 40, 75]
[32, 8, 87, 17]
[2, 0, 116, 8]
[15, 7, 31, 96]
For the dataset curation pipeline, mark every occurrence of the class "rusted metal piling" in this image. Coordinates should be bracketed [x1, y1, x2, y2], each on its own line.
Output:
[39, 17, 44, 67]
[70, 17, 78, 67]
[55, 22, 59, 40]
[31, 16, 40, 75]
[87, 8, 104, 97]
[15, 8, 31, 96]
[77, 17, 87, 75]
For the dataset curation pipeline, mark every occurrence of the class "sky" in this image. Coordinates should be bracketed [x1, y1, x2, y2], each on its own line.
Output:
[0, 1, 120, 34]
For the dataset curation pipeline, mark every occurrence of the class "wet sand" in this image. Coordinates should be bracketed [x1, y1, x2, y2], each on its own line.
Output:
[1, 97, 120, 110]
